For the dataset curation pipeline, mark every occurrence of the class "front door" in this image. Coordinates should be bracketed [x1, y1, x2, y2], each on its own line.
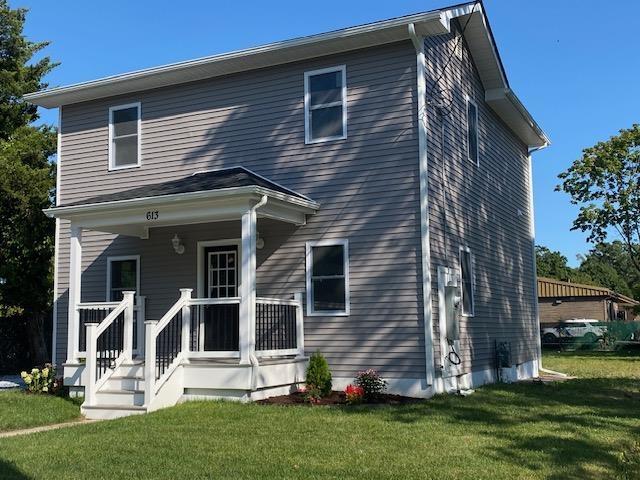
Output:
[204, 246, 238, 299]
[201, 245, 239, 351]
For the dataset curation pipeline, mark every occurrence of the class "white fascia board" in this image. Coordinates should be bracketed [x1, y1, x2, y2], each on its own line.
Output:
[43, 185, 319, 219]
[485, 88, 549, 149]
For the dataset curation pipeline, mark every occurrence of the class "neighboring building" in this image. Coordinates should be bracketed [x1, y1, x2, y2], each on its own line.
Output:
[25, 2, 548, 418]
[538, 277, 640, 324]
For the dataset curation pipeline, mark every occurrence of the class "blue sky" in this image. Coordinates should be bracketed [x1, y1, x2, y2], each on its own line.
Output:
[16, 0, 640, 266]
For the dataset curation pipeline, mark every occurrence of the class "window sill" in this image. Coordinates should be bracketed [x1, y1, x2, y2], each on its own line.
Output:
[305, 134, 347, 145]
[108, 163, 142, 172]
[306, 311, 350, 317]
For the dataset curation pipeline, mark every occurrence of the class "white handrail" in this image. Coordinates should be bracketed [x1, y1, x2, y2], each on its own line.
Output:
[84, 291, 135, 406]
[188, 297, 240, 306]
[77, 301, 120, 310]
[256, 297, 299, 306]
[154, 297, 188, 333]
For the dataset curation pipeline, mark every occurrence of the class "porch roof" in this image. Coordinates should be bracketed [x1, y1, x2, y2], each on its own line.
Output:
[44, 167, 319, 238]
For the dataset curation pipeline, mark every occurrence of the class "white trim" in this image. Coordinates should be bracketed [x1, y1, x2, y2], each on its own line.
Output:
[196, 239, 242, 298]
[465, 95, 480, 167]
[305, 239, 350, 316]
[106, 255, 140, 301]
[304, 65, 347, 144]
[45, 185, 319, 217]
[108, 102, 141, 171]
[52, 106, 62, 364]
[459, 246, 475, 317]
[408, 24, 435, 388]
[527, 154, 542, 369]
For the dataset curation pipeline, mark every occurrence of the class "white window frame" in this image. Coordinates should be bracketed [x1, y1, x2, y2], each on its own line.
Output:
[304, 65, 347, 144]
[465, 96, 479, 167]
[459, 246, 475, 317]
[305, 239, 350, 316]
[106, 255, 140, 302]
[108, 102, 142, 171]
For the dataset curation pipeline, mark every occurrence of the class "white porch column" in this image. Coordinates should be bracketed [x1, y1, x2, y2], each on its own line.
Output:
[67, 224, 82, 362]
[239, 208, 257, 364]
[122, 291, 136, 361]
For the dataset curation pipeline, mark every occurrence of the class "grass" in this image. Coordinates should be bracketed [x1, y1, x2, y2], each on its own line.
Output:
[0, 351, 638, 479]
[0, 391, 81, 433]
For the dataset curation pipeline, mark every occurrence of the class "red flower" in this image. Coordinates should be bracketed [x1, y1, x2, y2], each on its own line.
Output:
[344, 384, 364, 396]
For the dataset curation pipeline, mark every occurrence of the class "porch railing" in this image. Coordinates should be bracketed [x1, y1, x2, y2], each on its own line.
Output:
[83, 291, 136, 406]
[77, 296, 146, 356]
[144, 290, 304, 407]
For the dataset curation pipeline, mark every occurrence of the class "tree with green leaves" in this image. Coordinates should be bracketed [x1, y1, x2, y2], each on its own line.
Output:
[535, 245, 592, 285]
[0, 0, 57, 364]
[557, 124, 640, 274]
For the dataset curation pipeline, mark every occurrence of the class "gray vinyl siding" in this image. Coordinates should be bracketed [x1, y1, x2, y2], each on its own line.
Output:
[424, 32, 538, 372]
[55, 41, 426, 378]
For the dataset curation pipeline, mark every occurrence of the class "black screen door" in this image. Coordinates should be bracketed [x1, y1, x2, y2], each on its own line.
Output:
[202, 245, 239, 351]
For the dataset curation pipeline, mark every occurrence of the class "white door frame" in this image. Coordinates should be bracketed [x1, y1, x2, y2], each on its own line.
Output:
[196, 239, 242, 351]
[196, 239, 242, 298]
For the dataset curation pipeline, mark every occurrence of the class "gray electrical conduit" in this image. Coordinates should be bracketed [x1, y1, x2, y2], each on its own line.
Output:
[248, 195, 268, 392]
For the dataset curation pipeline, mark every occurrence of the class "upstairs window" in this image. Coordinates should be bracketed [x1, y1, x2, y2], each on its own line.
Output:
[466, 97, 479, 166]
[304, 66, 347, 144]
[107, 256, 139, 301]
[306, 240, 350, 315]
[459, 247, 475, 317]
[109, 103, 141, 170]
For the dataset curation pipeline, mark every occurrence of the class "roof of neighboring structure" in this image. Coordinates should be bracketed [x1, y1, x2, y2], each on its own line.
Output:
[537, 277, 639, 306]
[59, 166, 311, 207]
[24, 2, 548, 149]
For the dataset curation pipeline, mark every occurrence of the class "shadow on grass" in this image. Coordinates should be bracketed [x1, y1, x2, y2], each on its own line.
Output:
[0, 459, 30, 480]
[338, 376, 640, 478]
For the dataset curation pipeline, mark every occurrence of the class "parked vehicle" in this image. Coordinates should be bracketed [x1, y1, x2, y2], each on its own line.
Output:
[541, 319, 606, 345]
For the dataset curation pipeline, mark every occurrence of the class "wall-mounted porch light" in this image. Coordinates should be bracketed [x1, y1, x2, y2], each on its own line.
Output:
[172, 234, 185, 255]
[256, 232, 265, 250]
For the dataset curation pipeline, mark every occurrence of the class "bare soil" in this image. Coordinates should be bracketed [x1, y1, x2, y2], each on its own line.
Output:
[257, 391, 423, 406]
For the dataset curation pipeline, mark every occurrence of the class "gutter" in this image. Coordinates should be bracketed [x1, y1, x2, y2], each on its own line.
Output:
[408, 23, 436, 389]
[249, 195, 268, 392]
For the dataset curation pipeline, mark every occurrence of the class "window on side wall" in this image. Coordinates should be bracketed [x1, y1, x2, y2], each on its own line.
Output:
[459, 247, 474, 317]
[466, 97, 479, 166]
[107, 256, 139, 301]
[109, 103, 141, 170]
[306, 240, 350, 315]
[304, 66, 347, 144]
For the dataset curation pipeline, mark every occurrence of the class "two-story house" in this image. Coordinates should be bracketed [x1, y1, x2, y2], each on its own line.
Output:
[25, 2, 548, 419]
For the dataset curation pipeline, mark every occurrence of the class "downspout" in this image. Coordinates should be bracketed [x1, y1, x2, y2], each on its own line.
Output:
[408, 24, 436, 390]
[51, 106, 62, 366]
[249, 195, 268, 391]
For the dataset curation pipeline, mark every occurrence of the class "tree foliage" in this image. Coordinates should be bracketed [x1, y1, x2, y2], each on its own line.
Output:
[557, 124, 640, 273]
[0, 0, 57, 363]
[0, 0, 55, 138]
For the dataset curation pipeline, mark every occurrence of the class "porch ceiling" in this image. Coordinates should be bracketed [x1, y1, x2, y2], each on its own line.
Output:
[44, 167, 319, 238]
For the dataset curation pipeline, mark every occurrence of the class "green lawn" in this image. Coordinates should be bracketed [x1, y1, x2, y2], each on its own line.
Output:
[0, 352, 638, 479]
[0, 391, 81, 433]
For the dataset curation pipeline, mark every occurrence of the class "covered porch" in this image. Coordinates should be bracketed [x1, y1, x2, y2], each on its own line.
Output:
[45, 167, 319, 415]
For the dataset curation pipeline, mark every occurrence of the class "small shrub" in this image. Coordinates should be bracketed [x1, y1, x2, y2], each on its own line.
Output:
[303, 385, 322, 404]
[305, 351, 332, 397]
[354, 369, 387, 400]
[20, 363, 59, 394]
[344, 384, 364, 405]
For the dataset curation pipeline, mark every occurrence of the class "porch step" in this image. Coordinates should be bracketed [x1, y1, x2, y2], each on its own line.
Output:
[116, 360, 145, 378]
[95, 389, 145, 407]
[104, 375, 145, 391]
[82, 404, 147, 420]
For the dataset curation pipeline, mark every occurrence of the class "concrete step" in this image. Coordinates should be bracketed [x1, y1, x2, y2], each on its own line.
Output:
[95, 389, 144, 407]
[82, 404, 147, 420]
[104, 375, 145, 391]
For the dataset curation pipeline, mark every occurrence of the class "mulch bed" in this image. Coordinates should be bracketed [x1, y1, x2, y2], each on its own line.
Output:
[257, 391, 423, 406]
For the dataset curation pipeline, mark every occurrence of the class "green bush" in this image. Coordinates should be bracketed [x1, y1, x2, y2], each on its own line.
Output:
[305, 351, 332, 397]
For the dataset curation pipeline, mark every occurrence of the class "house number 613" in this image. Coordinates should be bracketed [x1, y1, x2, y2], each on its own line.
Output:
[145, 210, 159, 221]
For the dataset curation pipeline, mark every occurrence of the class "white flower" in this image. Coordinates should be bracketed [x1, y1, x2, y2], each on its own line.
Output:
[42, 386, 48, 392]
